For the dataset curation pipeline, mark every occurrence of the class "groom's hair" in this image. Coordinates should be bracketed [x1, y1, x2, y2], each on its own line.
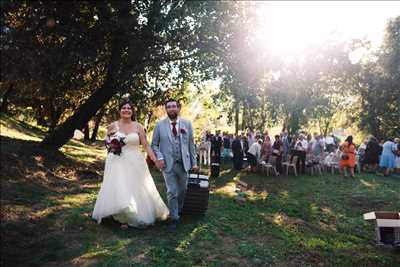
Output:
[165, 98, 181, 108]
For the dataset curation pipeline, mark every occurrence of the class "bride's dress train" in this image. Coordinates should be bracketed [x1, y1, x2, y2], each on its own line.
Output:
[92, 132, 169, 227]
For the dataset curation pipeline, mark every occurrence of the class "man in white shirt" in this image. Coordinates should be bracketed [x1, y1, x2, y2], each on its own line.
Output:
[247, 131, 255, 147]
[294, 134, 308, 174]
[246, 139, 263, 172]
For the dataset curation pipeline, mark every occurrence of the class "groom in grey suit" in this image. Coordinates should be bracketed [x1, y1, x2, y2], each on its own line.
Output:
[151, 99, 198, 229]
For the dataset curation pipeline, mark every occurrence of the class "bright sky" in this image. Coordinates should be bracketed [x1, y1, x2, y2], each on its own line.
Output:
[253, 1, 400, 56]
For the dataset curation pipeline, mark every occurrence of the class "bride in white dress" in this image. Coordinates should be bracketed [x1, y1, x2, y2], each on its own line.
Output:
[92, 101, 169, 227]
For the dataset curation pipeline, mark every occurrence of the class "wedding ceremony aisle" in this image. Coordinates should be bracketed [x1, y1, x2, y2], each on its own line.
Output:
[1, 114, 399, 267]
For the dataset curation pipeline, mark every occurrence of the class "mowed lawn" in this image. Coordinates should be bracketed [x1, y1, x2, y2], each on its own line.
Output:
[1, 115, 399, 267]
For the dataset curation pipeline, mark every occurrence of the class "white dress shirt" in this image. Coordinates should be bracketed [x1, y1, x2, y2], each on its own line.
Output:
[295, 139, 308, 151]
[248, 142, 261, 160]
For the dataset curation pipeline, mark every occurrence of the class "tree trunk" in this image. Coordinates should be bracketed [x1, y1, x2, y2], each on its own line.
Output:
[281, 106, 288, 133]
[369, 110, 382, 140]
[259, 101, 267, 133]
[41, 77, 119, 150]
[0, 83, 13, 114]
[319, 119, 330, 137]
[83, 123, 90, 141]
[241, 102, 246, 132]
[90, 107, 105, 142]
[248, 108, 254, 132]
[36, 107, 48, 127]
[234, 101, 239, 135]
[48, 101, 62, 133]
[40, 36, 128, 150]
[284, 114, 291, 136]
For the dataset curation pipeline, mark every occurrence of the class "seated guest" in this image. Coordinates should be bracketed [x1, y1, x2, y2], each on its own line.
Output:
[323, 152, 337, 167]
[261, 135, 272, 163]
[325, 134, 336, 153]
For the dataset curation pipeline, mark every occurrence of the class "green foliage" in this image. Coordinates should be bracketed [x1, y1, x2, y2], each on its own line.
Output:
[349, 16, 400, 139]
[2, 1, 235, 149]
[1, 1, 108, 129]
[1, 2, 398, 148]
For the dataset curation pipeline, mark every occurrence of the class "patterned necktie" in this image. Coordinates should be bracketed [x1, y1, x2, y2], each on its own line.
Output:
[171, 122, 177, 137]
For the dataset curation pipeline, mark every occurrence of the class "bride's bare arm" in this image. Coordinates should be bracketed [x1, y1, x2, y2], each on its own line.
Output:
[107, 122, 118, 135]
[137, 123, 157, 162]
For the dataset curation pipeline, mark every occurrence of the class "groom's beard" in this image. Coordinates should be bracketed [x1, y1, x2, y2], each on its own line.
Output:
[167, 112, 178, 120]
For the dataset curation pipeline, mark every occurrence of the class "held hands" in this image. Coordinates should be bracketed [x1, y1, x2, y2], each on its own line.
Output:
[155, 159, 165, 171]
[191, 165, 199, 172]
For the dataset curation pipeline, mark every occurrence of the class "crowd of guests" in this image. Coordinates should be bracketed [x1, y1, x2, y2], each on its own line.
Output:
[197, 130, 400, 177]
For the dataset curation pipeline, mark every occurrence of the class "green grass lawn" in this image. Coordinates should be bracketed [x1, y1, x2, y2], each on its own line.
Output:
[1, 115, 399, 267]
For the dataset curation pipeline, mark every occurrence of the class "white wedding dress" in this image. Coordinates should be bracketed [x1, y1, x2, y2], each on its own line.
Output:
[92, 131, 169, 227]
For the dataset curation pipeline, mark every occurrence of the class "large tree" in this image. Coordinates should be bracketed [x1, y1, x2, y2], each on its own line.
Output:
[1, 1, 108, 130]
[351, 16, 400, 139]
[2, 1, 231, 149]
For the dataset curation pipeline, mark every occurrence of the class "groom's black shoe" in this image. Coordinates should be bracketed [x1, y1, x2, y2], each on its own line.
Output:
[168, 219, 179, 231]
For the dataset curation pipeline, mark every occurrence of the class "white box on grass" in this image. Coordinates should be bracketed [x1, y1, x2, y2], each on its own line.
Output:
[363, 211, 400, 248]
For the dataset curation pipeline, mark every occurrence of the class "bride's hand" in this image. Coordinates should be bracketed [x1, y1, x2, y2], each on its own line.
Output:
[155, 159, 165, 171]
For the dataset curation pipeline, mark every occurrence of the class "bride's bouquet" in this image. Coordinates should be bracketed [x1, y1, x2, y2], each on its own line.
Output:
[105, 132, 126, 156]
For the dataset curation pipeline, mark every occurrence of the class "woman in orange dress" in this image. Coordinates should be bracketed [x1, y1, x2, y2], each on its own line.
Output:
[339, 135, 356, 178]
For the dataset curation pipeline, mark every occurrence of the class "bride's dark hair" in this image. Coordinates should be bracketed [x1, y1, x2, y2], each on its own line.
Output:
[119, 101, 136, 121]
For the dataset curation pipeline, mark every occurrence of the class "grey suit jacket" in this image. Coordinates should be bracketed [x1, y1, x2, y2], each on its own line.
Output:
[151, 117, 197, 172]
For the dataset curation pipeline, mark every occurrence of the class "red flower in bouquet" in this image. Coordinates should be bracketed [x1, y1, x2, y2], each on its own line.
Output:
[105, 134, 126, 155]
[180, 128, 186, 134]
[110, 138, 120, 147]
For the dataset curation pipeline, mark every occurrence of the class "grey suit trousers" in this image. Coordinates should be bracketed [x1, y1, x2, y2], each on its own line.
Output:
[162, 161, 188, 220]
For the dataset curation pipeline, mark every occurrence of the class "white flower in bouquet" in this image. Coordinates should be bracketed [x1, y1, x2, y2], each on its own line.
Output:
[105, 132, 126, 155]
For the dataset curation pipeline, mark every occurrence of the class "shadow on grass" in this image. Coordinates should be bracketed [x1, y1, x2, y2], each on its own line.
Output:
[0, 113, 47, 139]
[1, 135, 106, 267]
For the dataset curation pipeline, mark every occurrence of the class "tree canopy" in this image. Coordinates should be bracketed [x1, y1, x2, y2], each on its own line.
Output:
[1, 1, 398, 148]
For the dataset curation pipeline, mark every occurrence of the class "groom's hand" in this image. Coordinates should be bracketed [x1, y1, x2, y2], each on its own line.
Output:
[191, 165, 199, 172]
[155, 159, 165, 171]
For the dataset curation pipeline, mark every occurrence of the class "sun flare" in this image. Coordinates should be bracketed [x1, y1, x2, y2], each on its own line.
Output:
[251, 1, 400, 57]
